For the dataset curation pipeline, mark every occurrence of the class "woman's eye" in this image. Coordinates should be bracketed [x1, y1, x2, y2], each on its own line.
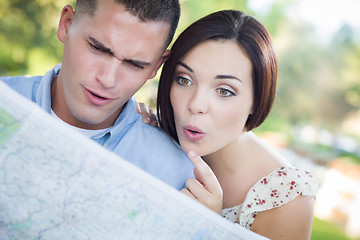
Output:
[218, 88, 235, 97]
[175, 76, 191, 86]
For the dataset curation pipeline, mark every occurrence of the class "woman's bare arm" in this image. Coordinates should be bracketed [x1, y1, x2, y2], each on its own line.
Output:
[250, 195, 315, 240]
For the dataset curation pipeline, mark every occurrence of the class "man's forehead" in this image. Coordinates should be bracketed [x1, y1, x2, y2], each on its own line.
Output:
[87, 34, 160, 66]
[78, 2, 169, 61]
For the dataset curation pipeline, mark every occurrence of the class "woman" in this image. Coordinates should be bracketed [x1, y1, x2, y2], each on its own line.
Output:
[141, 10, 320, 239]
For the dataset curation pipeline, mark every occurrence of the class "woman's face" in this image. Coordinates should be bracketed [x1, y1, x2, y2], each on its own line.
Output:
[170, 40, 254, 156]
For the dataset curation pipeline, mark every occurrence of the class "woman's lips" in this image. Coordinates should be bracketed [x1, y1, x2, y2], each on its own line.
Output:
[84, 87, 113, 106]
[183, 125, 205, 142]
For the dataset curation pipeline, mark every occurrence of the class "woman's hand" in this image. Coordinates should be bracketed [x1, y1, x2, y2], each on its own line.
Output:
[135, 100, 158, 127]
[181, 151, 223, 214]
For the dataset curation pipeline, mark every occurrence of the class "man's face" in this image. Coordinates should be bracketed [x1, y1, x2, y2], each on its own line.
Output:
[54, 0, 170, 129]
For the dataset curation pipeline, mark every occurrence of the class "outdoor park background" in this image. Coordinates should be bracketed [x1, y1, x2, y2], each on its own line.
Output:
[0, 0, 359, 239]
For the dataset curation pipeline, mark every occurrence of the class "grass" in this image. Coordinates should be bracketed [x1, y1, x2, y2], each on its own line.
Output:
[311, 217, 357, 240]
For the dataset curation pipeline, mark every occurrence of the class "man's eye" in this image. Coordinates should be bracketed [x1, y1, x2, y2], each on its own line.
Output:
[175, 76, 191, 86]
[131, 63, 144, 70]
[124, 61, 144, 70]
[89, 42, 101, 51]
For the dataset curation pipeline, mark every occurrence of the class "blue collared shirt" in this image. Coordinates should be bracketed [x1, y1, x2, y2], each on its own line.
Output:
[0, 64, 194, 190]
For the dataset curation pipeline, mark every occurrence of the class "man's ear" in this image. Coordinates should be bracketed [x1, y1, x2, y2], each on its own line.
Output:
[149, 49, 171, 79]
[57, 5, 76, 43]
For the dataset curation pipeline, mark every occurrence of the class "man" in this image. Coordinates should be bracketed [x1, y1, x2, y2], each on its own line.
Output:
[0, 0, 194, 190]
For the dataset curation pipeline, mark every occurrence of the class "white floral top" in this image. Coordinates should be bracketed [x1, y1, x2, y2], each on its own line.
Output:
[221, 166, 320, 229]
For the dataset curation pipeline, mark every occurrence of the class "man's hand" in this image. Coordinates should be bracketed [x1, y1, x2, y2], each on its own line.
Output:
[181, 151, 223, 214]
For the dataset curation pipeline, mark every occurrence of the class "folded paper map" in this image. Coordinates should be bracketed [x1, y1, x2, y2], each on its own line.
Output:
[0, 81, 268, 240]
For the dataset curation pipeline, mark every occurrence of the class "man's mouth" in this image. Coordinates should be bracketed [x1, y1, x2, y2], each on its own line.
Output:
[84, 87, 113, 106]
[90, 91, 108, 100]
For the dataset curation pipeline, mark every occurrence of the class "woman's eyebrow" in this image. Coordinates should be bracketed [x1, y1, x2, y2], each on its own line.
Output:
[177, 61, 243, 82]
[216, 74, 243, 82]
[177, 61, 193, 72]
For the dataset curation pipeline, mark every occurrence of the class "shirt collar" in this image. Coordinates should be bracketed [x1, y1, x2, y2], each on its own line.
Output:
[92, 98, 138, 142]
[35, 63, 62, 113]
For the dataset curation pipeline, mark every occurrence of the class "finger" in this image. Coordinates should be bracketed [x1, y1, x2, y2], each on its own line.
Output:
[188, 151, 222, 196]
[185, 177, 211, 200]
[180, 188, 196, 200]
[149, 109, 158, 127]
[139, 102, 151, 124]
[185, 177, 223, 215]
[135, 98, 141, 114]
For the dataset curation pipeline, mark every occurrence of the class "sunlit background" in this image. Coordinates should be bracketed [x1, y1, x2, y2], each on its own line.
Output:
[1, 0, 359, 239]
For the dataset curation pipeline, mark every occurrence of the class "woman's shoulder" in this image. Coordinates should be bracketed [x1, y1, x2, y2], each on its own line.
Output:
[239, 165, 320, 228]
[222, 133, 321, 228]
[243, 133, 320, 206]
[222, 165, 320, 227]
[249, 193, 315, 239]
[243, 166, 320, 211]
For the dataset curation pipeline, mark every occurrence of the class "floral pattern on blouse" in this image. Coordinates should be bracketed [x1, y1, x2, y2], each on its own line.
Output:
[221, 166, 320, 229]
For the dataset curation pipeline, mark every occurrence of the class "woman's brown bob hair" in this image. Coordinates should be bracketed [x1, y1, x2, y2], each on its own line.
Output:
[157, 10, 277, 143]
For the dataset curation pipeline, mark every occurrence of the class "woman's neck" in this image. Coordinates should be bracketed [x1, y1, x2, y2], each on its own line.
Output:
[202, 132, 260, 207]
[203, 131, 253, 175]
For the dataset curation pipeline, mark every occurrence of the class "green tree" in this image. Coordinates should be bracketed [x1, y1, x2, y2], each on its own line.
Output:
[263, 11, 358, 136]
[179, 0, 249, 27]
[0, 0, 73, 76]
[336, 25, 360, 110]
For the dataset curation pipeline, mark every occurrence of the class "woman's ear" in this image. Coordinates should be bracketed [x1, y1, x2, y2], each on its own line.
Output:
[57, 5, 76, 43]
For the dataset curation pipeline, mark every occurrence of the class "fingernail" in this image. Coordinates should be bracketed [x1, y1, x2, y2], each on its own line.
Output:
[188, 151, 196, 157]
[143, 117, 150, 123]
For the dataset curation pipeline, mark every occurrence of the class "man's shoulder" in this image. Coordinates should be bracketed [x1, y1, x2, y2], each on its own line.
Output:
[109, 104, 194, 189]
[0, 75, 42, 85]
[126, 120, 194, 189]
[110, 99, 187, 159]
[0, 75, 43, 97]
[136, 118, 183, 152]
[116, 109, 186, 158]
[0, 64, 61, 96]
[117, 100, 183, 152]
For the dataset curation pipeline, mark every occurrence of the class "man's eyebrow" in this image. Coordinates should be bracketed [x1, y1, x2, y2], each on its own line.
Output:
[124, 59, 151, 67]
[88, 37, 151, 67]
[88, 37, 113, 55]
[216, 74, 243, 83]
[177, 61, 193, 72]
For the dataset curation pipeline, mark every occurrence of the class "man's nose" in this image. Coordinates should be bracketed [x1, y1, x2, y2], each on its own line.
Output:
[97, 58, 119, 88]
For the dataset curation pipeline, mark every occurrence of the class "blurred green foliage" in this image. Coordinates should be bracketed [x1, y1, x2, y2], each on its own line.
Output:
[0, 0, 74, 76]
[312, 217, 356, 240]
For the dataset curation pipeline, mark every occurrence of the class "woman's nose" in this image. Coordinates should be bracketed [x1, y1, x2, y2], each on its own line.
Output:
[188, 89, 208, 114]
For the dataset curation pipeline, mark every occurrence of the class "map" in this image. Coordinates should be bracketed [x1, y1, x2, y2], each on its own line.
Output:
[0, 81, 268, 240]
